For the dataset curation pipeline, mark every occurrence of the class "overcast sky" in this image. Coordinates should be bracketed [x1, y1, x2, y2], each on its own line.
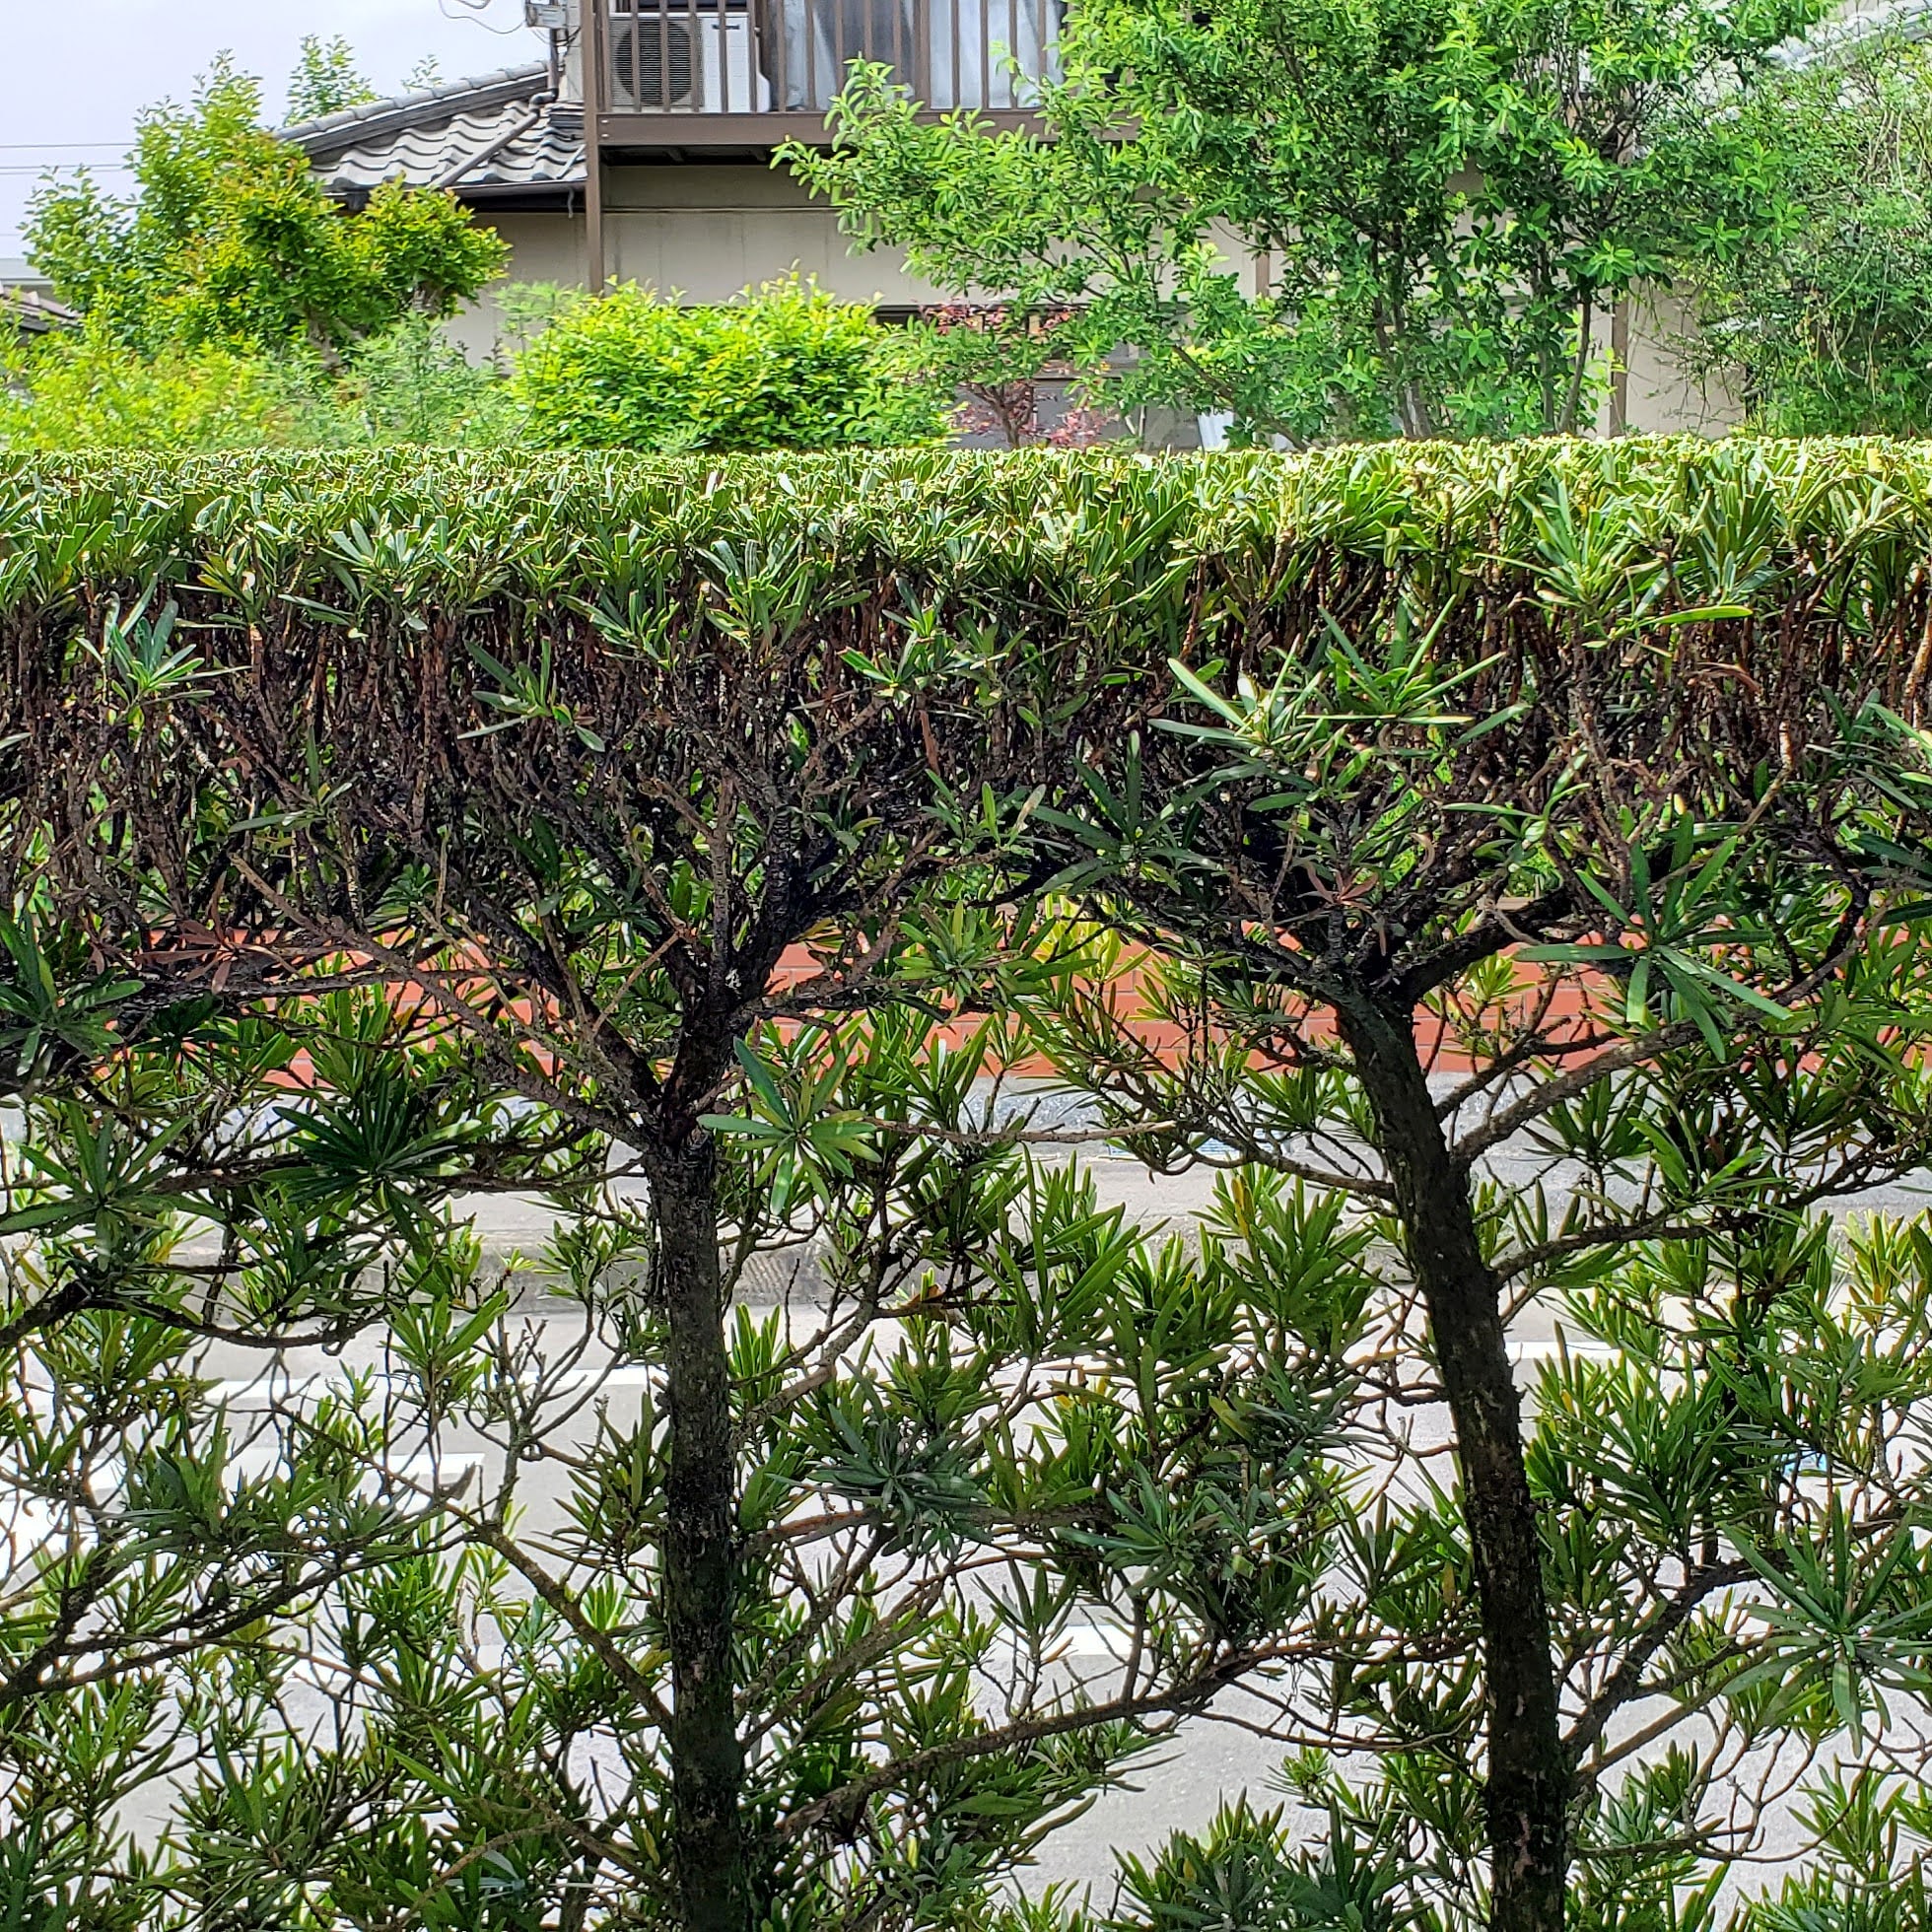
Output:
[1, 0, 547, 251]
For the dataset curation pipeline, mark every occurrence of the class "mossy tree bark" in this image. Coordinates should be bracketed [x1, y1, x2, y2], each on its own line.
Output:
[1341, 996, 1568, 1932]
[651, 1135, 749, 1932]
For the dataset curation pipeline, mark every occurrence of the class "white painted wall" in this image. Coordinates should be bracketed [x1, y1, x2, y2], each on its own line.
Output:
[446, 211, 590, 359]
[443, 170, 942, 356]
[1619, 292, 1744, 437]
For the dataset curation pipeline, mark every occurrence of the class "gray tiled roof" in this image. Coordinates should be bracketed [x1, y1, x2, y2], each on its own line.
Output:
[0, 288, 79, 336]
[281, 64, 586, 201]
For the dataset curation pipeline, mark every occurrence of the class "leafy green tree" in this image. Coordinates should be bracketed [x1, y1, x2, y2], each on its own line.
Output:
[511, 276, 950, 450]
[0, 463, 1335, 1929]
[26, 58, 507, 359]
[1679, 33, 1932, 435]
[286, 34, 380, 125]
[790, 0, 1829, 444]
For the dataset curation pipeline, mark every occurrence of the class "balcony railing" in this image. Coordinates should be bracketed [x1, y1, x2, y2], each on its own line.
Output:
[592, 0, 1059, 130]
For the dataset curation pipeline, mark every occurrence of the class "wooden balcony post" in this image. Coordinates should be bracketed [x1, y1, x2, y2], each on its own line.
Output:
[585, 0, 608, 293]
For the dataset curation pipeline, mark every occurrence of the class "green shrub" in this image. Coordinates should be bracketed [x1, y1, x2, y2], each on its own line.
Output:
[329, 313, 520, 447]
[1683, 34, 1932, 435]
[0, 315, 523, 452]
[510, 276, 949, 450]
[0, 324, 310, 451]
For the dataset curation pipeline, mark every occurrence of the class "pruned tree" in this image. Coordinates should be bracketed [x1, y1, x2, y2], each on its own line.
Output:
[1005, 460, 1932, 1929]
[0, 450, 1354, 1930]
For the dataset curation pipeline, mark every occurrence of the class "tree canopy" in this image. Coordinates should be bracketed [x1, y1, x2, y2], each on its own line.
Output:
[26, 58, 507, 359]
[1680, 33, 1932, 435]
[285, 34, 380, 126]
[791, 0, 1833, 444]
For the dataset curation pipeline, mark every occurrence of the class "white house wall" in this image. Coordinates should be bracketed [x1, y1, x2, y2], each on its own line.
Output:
[1619, 293, 1744, 436]
[446, 211, 589, 359]
[445, 170, 942, 355]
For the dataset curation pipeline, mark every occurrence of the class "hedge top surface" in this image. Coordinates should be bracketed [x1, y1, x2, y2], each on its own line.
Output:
[4, 440, 1932, 622]
[7, 443, 1932, 824]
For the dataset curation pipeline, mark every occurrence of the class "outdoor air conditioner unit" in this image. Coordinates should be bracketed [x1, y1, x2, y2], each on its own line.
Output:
[606, 6, 769, 111]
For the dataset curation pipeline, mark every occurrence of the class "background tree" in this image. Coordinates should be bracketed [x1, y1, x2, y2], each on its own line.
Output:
[790, 0, 1829, 445]
[285, 34, 380, 126]
[1677, 32, 1932, 435]
[26, 58, 506, 360]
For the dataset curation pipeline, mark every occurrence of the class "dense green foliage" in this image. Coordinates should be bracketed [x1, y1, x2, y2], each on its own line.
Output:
[790, 0, 1832, 444]
[284, 34, 381, 125]
[509, 278, 950, 452]
[4, 443, 1932, 1931]
[1685, 34, 1932, 435]
[24, 58, 507, 357]
[0, 325, 310, 452]
[0, 272, 940, 456]
[0, 315, 517, 452]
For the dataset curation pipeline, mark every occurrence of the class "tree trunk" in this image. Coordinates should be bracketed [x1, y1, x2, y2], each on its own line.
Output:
[1559, 291, 1594, 437]
[654, 1138, 750, 1932]
[1339, 998, 1568, 1932]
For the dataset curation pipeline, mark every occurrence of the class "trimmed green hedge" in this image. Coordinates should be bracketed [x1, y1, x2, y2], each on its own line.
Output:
[7, 438, 1932, 622]
[8, 439, 1932, 1931]
[7, 439, 1932, 738]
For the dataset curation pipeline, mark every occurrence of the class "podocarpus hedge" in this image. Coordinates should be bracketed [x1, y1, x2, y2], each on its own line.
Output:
[5, 441, 1932, 1932]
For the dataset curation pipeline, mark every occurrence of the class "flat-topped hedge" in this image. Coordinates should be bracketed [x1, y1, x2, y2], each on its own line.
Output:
[5, 438, 1932, 616]
[4, 440, 1930, 717]
[6, 441, 1931, 866]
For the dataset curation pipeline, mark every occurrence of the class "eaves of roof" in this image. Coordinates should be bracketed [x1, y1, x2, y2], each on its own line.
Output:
[0, 288, 80, 335]
[280, 63, 586, 203]
[280, 63, 550, 152]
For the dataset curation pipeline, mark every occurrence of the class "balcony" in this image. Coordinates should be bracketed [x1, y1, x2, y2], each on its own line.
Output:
[589, 0, 1059, 150]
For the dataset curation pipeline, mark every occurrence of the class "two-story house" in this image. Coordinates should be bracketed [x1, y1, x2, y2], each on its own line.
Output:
[282, 0, 1821, 438]
[284, 0, 1078, 344]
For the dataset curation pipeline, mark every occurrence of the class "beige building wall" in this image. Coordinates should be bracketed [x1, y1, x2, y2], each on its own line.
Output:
[604, 164, 942, 306]
[1618, 292, 1744, 437]
[446, 172, 942, 355]
[447, 210, 590, 359]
